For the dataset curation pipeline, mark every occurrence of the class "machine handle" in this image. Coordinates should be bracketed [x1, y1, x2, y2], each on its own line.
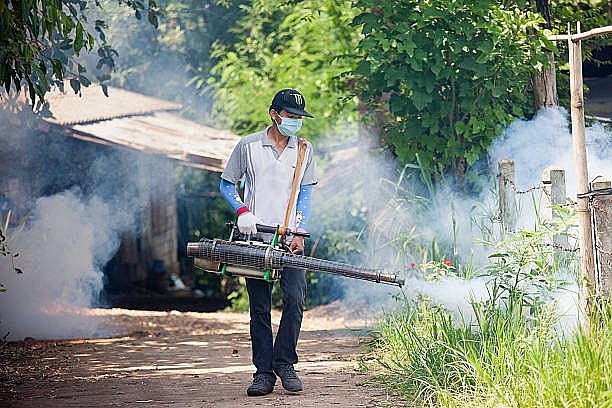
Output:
[256, 224, 311, 238]
[227, 222, 311, 238]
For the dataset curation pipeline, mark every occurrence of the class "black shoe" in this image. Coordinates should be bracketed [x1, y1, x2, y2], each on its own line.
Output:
[246, 375, 275, 396]
[274, 366, 303, 392]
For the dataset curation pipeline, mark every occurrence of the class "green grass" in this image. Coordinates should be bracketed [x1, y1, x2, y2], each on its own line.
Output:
[370, 297, 611, 407]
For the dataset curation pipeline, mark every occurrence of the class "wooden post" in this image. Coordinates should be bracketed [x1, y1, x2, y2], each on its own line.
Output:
[547, 25, 612, 329]
[498, 159, 517, 233]
[591, 176, 611, 302]
[568, 22, 597, 328]
[541, 166, 569, 250]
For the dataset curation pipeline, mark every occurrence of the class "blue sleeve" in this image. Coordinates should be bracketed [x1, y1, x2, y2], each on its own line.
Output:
[295, 183, 313, 231]
[220, 178, 247, 213]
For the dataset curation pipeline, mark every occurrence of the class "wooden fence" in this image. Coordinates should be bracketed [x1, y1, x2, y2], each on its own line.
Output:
[498, 159, 611, 303]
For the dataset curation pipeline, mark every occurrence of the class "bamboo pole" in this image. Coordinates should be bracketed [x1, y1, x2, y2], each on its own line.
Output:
[568, 22, 597, 330]
[548, 25, 612, 41]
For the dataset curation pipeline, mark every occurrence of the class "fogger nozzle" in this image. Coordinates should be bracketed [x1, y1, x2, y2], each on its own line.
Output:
[187, 239, 404, 287]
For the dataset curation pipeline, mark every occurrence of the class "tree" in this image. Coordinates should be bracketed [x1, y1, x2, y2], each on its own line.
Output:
[0, 0, 160, 107]
[206, 0, 360, 138]
[527, 0, 610, 109]
[96, 0, 247, 122]
[350, 0, 553, 187]
[532, 0, 559, 108]
[548, 0, 611, 107]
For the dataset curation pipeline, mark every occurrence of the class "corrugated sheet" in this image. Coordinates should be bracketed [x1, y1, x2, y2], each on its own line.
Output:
[44, 84, 182, 125]
[1, 83, 240, 171]
[69, 111, 239, 172]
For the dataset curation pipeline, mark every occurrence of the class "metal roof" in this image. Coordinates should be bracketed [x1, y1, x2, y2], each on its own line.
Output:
[44, 84, 182, 125]
[41, 83, 239, 172]
[68, 111, 239, 172]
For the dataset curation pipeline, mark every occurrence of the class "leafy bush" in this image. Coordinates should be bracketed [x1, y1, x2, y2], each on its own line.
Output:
[351, 0, 553, 182]
[0, 0, 160, 105]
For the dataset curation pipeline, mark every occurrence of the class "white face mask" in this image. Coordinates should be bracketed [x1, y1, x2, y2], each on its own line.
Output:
[275, 115, 303, 137]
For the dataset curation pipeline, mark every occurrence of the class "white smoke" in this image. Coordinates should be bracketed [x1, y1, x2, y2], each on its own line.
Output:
[489, 107, 611, 228]
[0, 190, 124, 340]
[0, 145, 172, 340]
[316, 107, 610, 330]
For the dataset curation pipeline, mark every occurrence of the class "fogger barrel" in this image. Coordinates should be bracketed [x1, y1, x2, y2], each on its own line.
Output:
[187, 238, 404, 287]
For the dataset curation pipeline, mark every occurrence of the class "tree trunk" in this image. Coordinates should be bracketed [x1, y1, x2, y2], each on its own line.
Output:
[532, 51, 559, 108]
[532, 0, 558, 108]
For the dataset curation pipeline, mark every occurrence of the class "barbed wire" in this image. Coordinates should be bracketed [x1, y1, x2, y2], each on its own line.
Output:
[495, 174, 612, 264]
[499, 176, 580, 208]
[501, 177, 547, 195]
[543, 242, 580, 253]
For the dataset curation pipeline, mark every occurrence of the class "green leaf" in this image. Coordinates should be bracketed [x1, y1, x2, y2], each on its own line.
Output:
[454, 121, 467, 135]
[148, 10, 158, 28]
[412, 91, 432, 110]
[70, 78, 81, 94]
[74, 22, 84, 55]
[79, 75, 91, 87]
[352, 12, 377, 34]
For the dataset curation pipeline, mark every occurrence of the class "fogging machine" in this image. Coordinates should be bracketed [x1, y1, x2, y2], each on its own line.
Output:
[186, 223, 404, 287]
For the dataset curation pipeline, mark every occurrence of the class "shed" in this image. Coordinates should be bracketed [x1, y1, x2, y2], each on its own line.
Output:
[0, 84, 239, 293]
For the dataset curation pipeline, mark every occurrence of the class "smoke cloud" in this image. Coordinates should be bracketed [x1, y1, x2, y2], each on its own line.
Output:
[489, 107, 611, 229]
[0, 190, 123, 340]
[316, 107, 610, 329]
[0, 104, 173, 340]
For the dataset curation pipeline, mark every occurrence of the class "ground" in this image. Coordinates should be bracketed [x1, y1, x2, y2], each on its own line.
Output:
[0, 303, 402, 407]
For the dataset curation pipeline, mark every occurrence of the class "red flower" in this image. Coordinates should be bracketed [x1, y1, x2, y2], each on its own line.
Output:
[443, 259, 453, 267]
[409, 263, 416, 268]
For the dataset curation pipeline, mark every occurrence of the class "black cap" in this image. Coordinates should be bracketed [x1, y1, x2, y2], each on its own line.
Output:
[270, 89, 314, 118]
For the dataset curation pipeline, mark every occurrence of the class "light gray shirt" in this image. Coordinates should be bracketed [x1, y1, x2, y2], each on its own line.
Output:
[221, 127, 317, 229]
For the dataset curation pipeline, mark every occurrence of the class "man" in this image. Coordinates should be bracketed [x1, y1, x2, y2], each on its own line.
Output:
[219, 89, 317, 396]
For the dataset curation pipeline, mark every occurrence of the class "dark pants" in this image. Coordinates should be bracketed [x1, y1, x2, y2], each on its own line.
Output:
[246, 266, 306, 381]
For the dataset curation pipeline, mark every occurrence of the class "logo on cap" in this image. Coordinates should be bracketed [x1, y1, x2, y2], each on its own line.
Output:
[292, 93, 303, 105]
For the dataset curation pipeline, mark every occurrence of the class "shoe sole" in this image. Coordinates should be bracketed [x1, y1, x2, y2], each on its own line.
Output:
[280, 383, 303, 392]
[247, 390, 273, 396]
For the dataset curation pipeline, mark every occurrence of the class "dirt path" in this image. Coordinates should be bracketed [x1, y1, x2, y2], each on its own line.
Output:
[0, 306, 401, 407]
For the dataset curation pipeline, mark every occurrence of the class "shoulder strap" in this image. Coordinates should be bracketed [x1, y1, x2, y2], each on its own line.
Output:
[282, 138, 308, 237]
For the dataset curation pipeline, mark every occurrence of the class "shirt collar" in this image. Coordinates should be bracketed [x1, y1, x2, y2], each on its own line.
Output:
[262, 126, 297, 148]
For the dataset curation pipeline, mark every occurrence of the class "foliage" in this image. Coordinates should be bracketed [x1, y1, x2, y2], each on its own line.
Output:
[97, 0, 247, 122]
[364, 178, 610, 406]
[0, 0, 160, 106]
[350, 0, 554, 183]
[485, 232, 571, 315]
[369, 203, 606, 407]
[372, 296, 611, 407]
[207, 0, 360, 137]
